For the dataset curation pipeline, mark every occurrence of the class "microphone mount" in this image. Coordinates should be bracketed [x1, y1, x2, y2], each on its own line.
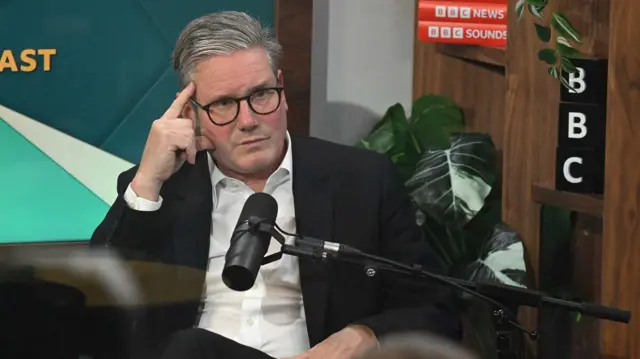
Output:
[240, 217, 632, 359]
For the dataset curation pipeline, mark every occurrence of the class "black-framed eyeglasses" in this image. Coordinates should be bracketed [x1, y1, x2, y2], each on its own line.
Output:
[191, 86, 284, 126]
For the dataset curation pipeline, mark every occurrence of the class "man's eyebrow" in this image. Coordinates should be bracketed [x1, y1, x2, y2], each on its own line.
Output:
[204, 80, 275, 104]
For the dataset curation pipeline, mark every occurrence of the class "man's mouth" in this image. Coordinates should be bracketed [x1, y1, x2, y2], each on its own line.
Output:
[240, 137, 268, 145]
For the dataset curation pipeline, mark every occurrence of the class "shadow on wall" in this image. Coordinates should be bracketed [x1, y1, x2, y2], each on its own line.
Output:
[313, 101, 382, 146]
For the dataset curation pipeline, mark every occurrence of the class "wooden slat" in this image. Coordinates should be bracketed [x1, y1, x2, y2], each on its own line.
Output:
[570, 214, 603, 359]
[600, 0, 640, 357]
[504, 0, 559, 289]
[531, 185, 603, 217]
[437, 44, 506, 68]
[274, 0, 313, 136]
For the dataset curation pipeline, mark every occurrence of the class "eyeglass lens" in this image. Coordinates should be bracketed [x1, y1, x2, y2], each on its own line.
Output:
[208, 88, 281, 124]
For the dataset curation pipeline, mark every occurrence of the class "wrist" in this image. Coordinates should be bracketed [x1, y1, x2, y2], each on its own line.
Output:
[131, 172, 162, 201]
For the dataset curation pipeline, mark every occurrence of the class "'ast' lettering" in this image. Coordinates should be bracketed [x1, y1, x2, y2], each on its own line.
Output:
[0, 49, 57, 72]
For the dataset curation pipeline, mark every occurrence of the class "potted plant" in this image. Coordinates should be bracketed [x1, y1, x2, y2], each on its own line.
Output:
[356, 94, 533, 359]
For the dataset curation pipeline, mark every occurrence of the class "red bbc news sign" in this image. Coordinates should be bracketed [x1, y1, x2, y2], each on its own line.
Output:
[417, 0, 507, 47]
[419, 1, 507, 25]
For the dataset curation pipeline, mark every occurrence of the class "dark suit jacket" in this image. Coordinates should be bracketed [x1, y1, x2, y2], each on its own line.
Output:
[89, 134, 460, 356]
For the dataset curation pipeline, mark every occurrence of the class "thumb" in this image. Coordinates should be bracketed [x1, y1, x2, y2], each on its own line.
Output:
[196, 136, 215, 152]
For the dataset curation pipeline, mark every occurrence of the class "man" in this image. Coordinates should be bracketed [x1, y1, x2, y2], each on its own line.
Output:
[90, 10, 459, 359]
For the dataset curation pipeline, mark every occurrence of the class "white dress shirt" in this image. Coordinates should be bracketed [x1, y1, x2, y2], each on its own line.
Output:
[123, 132, 310, 358]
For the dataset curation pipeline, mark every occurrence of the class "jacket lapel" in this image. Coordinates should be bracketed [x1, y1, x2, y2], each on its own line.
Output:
[291, 136, 334, 346]
[165, 151, 212, 271]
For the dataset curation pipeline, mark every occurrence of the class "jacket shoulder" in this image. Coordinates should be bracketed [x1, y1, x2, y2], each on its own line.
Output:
[292, 135, 390, 171]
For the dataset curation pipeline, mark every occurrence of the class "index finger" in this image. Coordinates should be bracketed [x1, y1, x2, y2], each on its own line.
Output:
[163, 82, 195, 118]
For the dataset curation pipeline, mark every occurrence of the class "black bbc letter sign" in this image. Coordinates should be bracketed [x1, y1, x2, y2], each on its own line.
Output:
[558, 102, 606, 148]
[555, 147, 604, 194]
[560, 58, 608, 105]
[556, 57, 608, 194]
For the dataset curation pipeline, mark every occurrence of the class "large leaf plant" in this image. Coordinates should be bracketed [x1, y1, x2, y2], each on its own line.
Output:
[356, 95, 531, 359]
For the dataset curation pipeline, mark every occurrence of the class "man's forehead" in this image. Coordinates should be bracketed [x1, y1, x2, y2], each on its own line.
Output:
[193, 51, 275, 98]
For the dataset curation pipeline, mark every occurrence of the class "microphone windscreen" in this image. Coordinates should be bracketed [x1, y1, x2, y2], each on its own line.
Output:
[236, 192, 278, 227]
[222, 192, 278, 291]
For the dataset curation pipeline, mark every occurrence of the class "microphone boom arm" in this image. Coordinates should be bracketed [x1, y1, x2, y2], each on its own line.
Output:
[250, 219, 631, 359]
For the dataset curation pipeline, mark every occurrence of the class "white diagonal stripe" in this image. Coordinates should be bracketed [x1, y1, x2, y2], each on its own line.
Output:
[0, 104, 133, 204]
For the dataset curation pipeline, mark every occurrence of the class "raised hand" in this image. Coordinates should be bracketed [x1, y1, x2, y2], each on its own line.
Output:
[131, 82, 214, 200]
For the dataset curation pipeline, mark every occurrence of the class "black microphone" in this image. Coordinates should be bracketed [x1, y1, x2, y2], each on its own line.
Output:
[222, 192, 278, 291]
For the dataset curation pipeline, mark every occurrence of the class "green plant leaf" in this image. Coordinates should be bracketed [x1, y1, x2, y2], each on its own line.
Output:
[409, 94, 465, 151]
[556, 36, 571, 47]
[356, 102, 423, 183]
[355, 103, 408, 154]
[407, 133, 497, 228]
[534, 23, 551, 42]
[561, 56, 577, 73]
[538, 48, 558, 64]
[548, 66, 559, 79]
[551, 12, 583, 43]
[527, 0, 546, 7]
[457, 223, 530, 359]
[528, 4, 544, 20]
[556, 39, 581, 58]
[515, 0, 526, 20]
[458, 222, 529, 287]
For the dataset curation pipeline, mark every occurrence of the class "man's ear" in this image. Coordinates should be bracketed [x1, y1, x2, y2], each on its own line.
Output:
[277, 69, 284, 86]
[277, 70, 288, 112]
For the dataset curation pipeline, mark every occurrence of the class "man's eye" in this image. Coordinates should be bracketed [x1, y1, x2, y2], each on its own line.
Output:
[213, 99, 235, 108]
[253, 90, 268, 98]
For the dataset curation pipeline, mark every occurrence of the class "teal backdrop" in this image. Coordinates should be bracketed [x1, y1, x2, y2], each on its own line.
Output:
[0, 1, 274, 244]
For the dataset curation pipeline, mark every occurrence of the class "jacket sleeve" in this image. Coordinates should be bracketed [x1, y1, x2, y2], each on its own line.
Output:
[351, 156, 462, 341]
[89, 167, 174, 262]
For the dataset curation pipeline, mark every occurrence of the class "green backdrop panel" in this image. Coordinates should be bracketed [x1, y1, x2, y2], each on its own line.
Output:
[0, 118, 109, 244]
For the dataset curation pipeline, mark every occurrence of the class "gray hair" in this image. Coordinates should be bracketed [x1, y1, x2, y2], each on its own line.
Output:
[171, 11, 283, 87]
[357, 332, 479, 359]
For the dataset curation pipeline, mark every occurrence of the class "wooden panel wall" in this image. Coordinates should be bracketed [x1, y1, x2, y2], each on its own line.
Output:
[600, 0, 640, 357]
[413, 38, 506, 151]
[275, 0, 313, 136]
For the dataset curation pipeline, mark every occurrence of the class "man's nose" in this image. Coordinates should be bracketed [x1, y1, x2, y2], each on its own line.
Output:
[236, 100, 259, 131]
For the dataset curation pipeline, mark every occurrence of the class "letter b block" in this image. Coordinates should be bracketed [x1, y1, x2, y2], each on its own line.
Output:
[555, 147, 604, 194]
[560, 58, 608, 105]
[558, 102, 606, 149]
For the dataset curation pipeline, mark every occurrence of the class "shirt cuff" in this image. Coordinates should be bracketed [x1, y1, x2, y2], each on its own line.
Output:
[123, 183, 163, 211]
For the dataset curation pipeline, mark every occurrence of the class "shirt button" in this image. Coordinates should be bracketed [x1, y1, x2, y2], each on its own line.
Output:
[247, 318, 254, 326]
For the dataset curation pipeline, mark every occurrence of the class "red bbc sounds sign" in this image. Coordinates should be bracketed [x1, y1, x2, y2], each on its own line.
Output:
[417, 0, 507, 47]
